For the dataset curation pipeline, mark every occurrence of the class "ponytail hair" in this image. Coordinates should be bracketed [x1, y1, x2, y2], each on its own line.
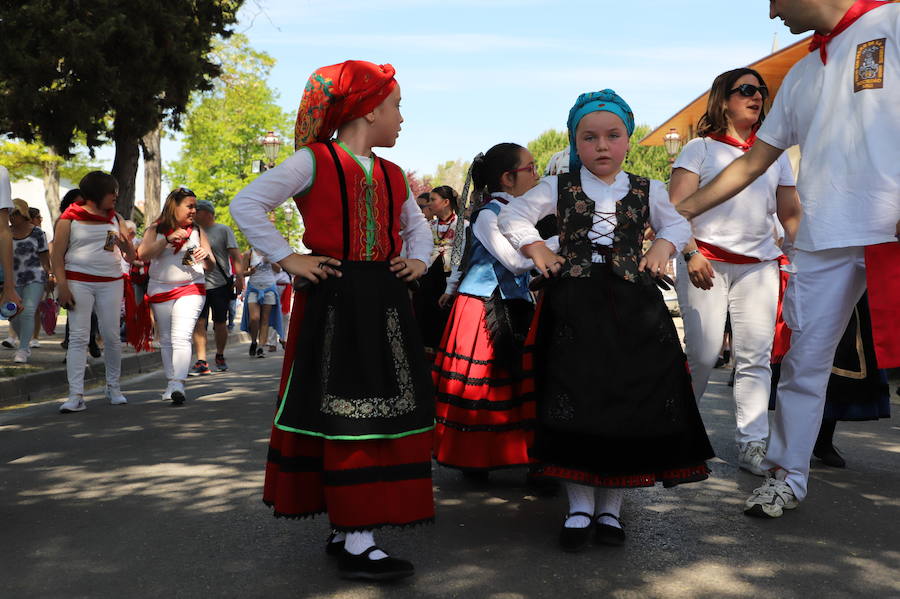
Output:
[430, 185, 459, 212]
[470, 142, 524, 194]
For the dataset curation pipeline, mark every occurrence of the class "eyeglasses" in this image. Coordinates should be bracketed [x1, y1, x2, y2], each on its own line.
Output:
[728, 84, 769, 100]
[507, 163, 538, 176]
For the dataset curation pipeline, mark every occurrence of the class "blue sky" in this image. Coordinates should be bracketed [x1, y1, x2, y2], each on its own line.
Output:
[119, 0, 807, 200]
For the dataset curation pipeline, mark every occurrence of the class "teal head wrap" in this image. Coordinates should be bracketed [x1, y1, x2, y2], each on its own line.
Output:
[567, 89, 635, 174]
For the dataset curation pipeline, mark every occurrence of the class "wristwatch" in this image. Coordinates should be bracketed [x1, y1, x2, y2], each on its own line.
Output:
[683, 249, 701, 261]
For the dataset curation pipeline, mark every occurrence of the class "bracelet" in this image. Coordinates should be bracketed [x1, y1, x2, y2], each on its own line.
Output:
[683, 249, 701, 261]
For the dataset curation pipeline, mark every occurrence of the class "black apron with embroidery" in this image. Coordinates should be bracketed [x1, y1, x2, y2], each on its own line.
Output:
[530, 170, 714, 475]
[275, 261, 435, 438]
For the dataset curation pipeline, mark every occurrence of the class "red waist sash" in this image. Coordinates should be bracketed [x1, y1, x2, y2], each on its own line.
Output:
[148, 283, 206, 304]
[696, 240, 763, 264]
[65, 270, 123, 283]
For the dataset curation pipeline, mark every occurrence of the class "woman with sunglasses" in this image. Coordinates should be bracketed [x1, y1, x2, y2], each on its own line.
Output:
[53, 171, 136, 413]
[138, 187, 213, 405]
[669, 68, 801, 475]
[432, 143, 553, 480]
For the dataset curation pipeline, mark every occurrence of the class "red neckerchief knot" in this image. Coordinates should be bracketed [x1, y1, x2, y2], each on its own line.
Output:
[808, 0, 888, 64]
[706, 131, 757, 153]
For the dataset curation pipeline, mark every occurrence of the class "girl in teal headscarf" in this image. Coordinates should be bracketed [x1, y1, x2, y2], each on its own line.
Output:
[498, 89, 715, 553]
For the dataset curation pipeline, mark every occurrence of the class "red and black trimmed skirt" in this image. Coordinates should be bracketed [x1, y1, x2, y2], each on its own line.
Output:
[432, 294, 536, 471]
[263, 426, 435, 531]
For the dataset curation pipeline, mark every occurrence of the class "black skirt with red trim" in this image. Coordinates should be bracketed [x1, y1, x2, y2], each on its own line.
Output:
[433, 294, 536, 471]
[528, 266, 714, 488]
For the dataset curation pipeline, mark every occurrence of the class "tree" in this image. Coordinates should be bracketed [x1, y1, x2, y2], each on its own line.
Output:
[0, 140, 98, 221]
[429, 159, 471, 195]
[624, 125, 672, 182]
[166, 34, 296, 247]
[0, 1, 244, 219]
[140, 124, 163, 224]
[406, 170, 432, 198]
[527, 129, 568, 175]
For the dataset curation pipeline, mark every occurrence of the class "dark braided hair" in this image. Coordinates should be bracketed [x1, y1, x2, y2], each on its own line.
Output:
[471, 143, 524, 194]
[430, 185, 459, 212]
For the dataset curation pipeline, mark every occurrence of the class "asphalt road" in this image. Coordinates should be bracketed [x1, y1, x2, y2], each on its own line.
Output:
[1, 343, 898, 599]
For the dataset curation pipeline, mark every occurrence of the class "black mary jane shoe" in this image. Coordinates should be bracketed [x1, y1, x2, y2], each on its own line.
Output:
[594, 512, 626, 546]
[558, 512, 594, 553]
[325, 531, 345, 557]
[337, 546, 415, 582]
[814, 445, 846, 469]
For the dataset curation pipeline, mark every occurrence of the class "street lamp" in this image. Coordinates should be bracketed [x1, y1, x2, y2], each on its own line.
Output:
[259, 130, 283, 169]
[663, 128, 682, 162]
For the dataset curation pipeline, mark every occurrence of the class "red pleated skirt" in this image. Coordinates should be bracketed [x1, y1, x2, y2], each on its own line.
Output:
[432, 294, 535, 471]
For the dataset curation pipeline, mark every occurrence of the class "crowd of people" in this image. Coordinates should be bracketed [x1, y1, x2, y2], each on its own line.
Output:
[0, 0, 895, 586]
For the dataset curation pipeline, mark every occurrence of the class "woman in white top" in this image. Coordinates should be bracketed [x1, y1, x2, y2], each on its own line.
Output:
[53, 171, 136, 413]
[669, 68, 801, 475]
[241, 247, 282, 358]
[138, 187, 213, 405]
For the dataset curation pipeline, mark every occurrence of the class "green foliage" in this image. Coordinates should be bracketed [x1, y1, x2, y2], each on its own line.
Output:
[624, 125, 672, 182]
[429, 159, 470, 195]
[0, 139, 98, 184]
[527, 129, 568, 174]
[165, 34, 297, 248]
[0, 0, 244, 153]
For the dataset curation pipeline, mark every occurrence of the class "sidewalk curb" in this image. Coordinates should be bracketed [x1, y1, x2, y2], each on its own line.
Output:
[0, 331, 250, 407]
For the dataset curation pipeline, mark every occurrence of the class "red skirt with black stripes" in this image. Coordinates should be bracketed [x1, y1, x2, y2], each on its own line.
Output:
[432, 294, 536, 471]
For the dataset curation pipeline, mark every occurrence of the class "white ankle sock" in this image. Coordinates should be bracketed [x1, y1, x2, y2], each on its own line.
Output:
[564, 482, 595, 528]
[344, 531, 387, 560]
[331, 531, 346, 543]
[594, 488, 624, 529]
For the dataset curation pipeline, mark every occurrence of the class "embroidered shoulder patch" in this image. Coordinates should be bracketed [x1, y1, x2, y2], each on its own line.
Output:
[854, 38, 886, 92]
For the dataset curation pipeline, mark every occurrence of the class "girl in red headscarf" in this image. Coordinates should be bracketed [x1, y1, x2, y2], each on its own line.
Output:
[230, 61, 434, 581]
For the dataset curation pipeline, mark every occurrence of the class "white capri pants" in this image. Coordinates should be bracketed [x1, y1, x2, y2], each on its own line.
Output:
[151, 294, 206, 392]
[67, 279, 124, 396]
[676, 258, 779, 447]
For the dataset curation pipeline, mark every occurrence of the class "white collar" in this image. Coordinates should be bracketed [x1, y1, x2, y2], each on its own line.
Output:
[579, 166, 626, 188]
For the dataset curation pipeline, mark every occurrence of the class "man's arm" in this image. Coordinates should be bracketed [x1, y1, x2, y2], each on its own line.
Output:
[227, 247, 245, 293]
[676, 140, 784, 220]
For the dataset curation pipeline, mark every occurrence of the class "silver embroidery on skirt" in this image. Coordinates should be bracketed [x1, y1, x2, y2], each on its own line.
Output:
[320, 306, 417, 419]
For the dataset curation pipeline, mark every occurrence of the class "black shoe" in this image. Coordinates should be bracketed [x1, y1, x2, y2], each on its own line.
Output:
[814, 445, 846, 468]
[325, 531, 345, 557]
[462, 470, 490, 483]
[558, 512, 594, 553]
[171, 391, 185, 406]
[256, 347, 265, 358]
[337, 547, 414, 581]
[88, 343, 102, 358]
[594, 513, 626, 546]
[249, 341, 257, 357]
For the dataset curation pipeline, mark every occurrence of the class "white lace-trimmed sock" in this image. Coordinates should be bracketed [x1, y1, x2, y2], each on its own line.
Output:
[344, 531, 388, 560]
[564, 482, 595, 528]
[594, 488, 625, 529]
[332, 531, 346, 543]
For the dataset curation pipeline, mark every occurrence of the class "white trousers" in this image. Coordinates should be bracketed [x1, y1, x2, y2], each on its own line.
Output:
[151, 294, 205, 392]
[676, 258, 779, 446]
[763, 247, 867, 501]
[67, 279, 124, 395]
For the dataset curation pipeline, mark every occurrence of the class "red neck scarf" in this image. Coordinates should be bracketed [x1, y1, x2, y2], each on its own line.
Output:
[59, 203, 115, 223]
[809, 0, 889, 64]
[158, 222, 194, 254]
[706, 130, 757, 152]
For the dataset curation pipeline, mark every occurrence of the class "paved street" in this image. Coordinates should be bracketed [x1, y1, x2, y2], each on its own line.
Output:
[1, 341, 898, 599]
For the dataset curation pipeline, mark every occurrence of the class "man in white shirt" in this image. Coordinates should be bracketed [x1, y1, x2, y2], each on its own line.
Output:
[677, 0, 900, 518]
[0, 165, 22, 311]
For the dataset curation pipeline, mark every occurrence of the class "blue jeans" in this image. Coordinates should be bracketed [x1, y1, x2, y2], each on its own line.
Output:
[12, 282, 44, 351]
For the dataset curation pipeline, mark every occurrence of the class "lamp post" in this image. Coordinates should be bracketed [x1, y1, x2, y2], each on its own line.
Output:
[259, 131, 283, 169]
[663, 128, 682, 164]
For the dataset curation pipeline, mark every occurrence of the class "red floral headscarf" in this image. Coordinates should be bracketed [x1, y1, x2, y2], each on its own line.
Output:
[294, 60, 397, 150]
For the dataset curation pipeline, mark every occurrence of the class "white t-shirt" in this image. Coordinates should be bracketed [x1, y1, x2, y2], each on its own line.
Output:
[674, 137, 795, 260]
[0, 165, 11, 211]
[756, 4, 900, 251]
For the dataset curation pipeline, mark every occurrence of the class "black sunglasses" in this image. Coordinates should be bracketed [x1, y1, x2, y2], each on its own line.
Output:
[728, 83, 769, 100]
[173, 186, 196, 197]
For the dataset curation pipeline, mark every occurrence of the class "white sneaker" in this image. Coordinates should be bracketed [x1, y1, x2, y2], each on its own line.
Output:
[29, 339, 40, 348]
[13, 349, 29, 363]
[738, 441, 768, 476]
[106, 387, 127, 405]
[744, 476, 799, 518]
[1, 336, 16, 349]
[59, 397, 87, 413]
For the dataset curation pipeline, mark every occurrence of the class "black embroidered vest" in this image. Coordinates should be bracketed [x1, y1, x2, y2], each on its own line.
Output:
[556, 170, 651, 285]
